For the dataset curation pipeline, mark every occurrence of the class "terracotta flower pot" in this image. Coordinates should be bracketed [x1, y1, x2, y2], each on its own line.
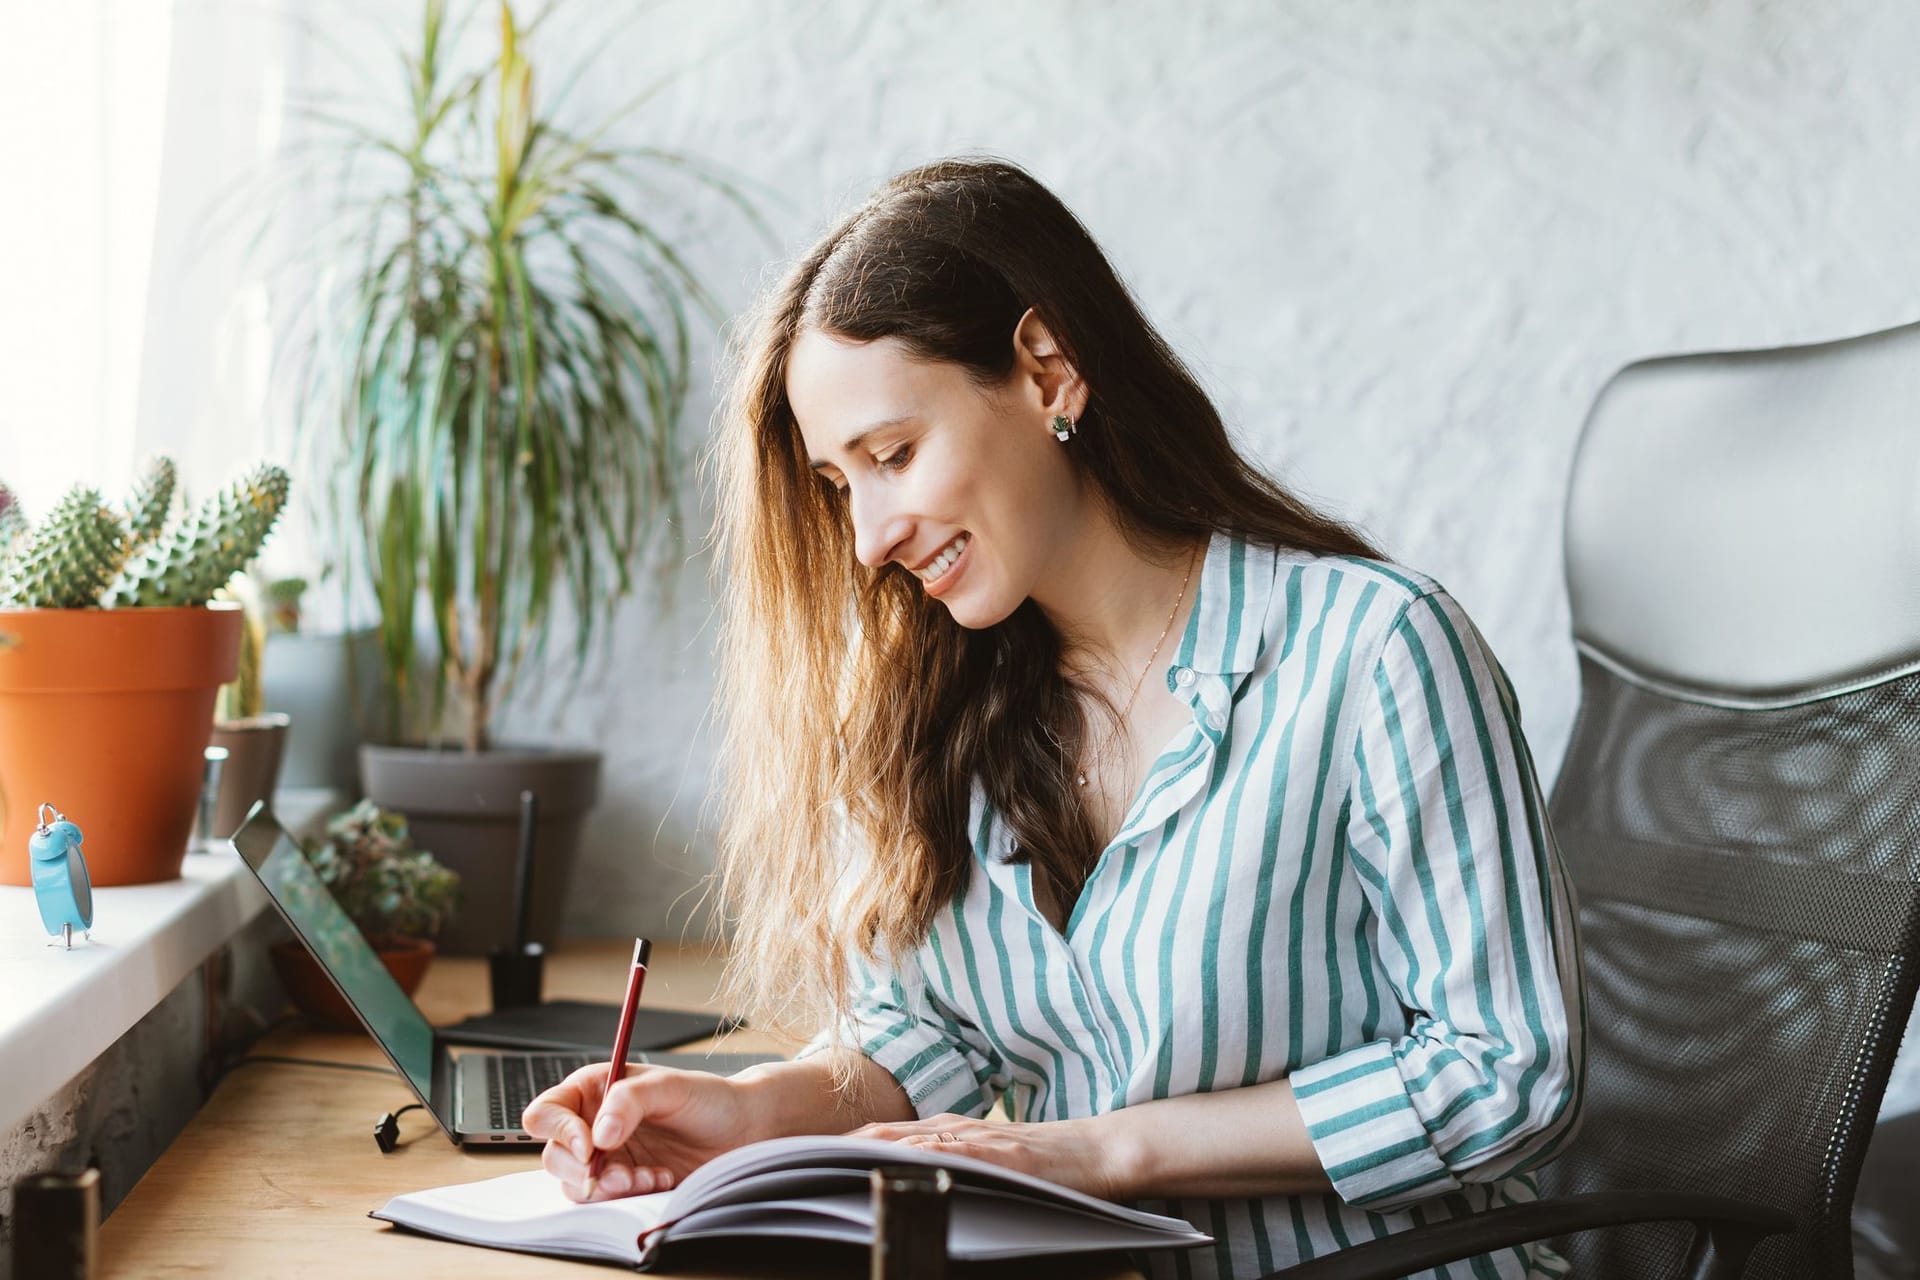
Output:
[0, 604, 242, 886]
[270, 934, 437, 1031]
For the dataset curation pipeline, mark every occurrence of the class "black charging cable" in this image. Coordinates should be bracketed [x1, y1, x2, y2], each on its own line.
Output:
[215, 1051, 424, 1153]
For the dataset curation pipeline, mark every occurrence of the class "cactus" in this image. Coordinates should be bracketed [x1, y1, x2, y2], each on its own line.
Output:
[0, 461, 291, 610]
[215, 592, 268, 721]
[104, 464, 291, 608]
[123, 457, 178, 549]
[0, 487, 130, 609]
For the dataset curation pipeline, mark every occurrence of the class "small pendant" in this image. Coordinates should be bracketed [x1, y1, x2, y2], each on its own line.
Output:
[1075, 773, 1088, 787]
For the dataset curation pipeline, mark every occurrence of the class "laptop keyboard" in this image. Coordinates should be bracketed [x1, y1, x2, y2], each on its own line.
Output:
[486, 1053, 592, 1132]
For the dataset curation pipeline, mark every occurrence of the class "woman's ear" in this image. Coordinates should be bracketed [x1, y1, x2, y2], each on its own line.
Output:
[1011, 307, 1088, 421]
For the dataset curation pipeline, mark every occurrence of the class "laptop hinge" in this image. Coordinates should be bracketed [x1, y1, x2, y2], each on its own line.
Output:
[430, 1032, 458, 1128]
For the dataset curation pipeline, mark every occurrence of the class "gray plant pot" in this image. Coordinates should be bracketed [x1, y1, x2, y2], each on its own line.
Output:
[358, 744, 601, 956]
[263, 630, 383, 791]
[209, 713, 292, 839]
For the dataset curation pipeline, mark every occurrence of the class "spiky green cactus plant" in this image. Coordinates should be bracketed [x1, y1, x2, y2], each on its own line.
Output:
[0, 488, 130, 609]
[123, 457, 178, 549]
[104, 464, 290, 608]
[214, 583, 268, 721]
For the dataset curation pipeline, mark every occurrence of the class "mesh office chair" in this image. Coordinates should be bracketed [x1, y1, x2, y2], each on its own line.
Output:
[1265, 322, 1920, 1280]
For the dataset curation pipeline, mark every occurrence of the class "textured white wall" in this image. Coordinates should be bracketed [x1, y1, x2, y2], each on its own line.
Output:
[478, 1, 1920, 957]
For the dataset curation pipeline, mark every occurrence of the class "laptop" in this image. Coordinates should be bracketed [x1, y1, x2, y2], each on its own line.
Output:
[231, 806, 782, 1147]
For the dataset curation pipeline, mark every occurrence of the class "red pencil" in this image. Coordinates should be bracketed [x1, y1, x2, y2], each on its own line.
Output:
[587, 937, 651, 1189]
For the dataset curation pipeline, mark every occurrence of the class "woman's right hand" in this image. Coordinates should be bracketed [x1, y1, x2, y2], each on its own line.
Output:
[522, 1062, 761, 1202]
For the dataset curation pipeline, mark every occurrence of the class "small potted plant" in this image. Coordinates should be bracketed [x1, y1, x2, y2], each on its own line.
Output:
[0, 458, 290, 885]
[208, 576, 292, 839]
[264, 576, 306, 635]
[270, 800, 461, 1029]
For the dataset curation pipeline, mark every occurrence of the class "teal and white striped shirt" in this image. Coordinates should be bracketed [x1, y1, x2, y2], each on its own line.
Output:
[806, 532, 1585, 1279]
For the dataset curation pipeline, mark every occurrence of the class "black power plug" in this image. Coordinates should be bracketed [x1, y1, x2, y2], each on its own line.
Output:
[374, 1103, 425, 1153]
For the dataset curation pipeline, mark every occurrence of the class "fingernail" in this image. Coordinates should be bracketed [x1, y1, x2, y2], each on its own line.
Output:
[593, 1115, 618, 1146]
[602, 1166, 629, 1194]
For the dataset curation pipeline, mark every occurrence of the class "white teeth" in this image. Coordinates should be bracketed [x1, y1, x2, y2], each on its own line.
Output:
[916, 534, 968, 582]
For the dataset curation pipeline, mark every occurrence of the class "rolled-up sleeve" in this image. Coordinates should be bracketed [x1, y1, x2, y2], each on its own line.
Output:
[1291, 588, 1584, 1211]
[796, 951, 1008, 1120]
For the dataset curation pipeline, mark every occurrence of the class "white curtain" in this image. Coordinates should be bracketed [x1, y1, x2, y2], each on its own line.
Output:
[0, 0, 291, 540]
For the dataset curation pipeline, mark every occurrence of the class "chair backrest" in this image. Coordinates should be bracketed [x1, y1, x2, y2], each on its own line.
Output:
[1536, 322, 1920, 1279]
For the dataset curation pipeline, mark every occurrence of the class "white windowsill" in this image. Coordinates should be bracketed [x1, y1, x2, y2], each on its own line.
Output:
[0, 789, 341, 1137]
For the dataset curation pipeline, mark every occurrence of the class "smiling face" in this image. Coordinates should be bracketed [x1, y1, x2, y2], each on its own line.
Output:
[787, 322, 1088, 629]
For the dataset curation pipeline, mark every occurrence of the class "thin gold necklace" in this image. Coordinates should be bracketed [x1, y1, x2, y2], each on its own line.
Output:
[1076, 545, 1200, 789]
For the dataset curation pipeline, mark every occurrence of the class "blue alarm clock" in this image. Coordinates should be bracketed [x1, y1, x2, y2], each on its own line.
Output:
[30, 804, 93, 949]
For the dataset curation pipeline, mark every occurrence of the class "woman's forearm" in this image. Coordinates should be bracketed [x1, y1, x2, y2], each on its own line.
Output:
[1092, 1076, 1335, 1201]
[733, 1054, 1337, 1203]
[732, 1049, 917, 1141]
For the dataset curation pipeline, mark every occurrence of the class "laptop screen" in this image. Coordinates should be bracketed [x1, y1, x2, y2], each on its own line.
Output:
[232, 807, 437, 1099]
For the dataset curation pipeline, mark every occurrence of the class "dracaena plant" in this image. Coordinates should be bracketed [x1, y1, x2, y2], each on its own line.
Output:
[280, 0, 766, 751]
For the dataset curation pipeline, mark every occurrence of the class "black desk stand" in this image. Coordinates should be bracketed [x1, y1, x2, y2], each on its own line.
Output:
[446, 790, 735, 1055]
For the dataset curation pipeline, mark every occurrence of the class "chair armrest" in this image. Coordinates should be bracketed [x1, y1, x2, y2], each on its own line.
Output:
[1256, 1189, 1795, 1280]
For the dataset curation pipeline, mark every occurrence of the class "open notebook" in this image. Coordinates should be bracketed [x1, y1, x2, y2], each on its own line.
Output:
[371, 1134, 1212, 1268]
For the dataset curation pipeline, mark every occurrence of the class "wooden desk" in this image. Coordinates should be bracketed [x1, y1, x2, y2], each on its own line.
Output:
[98, 940, 1142, 1279]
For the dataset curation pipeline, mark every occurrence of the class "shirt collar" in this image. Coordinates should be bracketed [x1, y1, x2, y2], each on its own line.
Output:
[1170, 530, 1276, 679]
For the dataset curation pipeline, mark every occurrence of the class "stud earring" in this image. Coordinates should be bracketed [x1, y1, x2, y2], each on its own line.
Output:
[1050, 414, 1076, 443]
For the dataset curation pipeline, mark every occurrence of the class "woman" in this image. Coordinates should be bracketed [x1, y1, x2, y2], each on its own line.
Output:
[524, 157, 1585, 1280]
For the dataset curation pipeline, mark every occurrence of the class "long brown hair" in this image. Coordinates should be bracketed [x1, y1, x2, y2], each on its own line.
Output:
[709, 156, 1383, 1043]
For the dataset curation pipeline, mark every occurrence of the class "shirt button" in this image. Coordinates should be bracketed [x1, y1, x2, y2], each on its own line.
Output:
[1174, 667, 1196, 688]
[1206, 710, 1226, 731]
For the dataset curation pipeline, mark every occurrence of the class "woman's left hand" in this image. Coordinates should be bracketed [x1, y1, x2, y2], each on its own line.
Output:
[846, 1113, 1127, 1202]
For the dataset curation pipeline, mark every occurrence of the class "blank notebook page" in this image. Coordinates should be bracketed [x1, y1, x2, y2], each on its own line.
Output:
[382, 1169, 670, 1263]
